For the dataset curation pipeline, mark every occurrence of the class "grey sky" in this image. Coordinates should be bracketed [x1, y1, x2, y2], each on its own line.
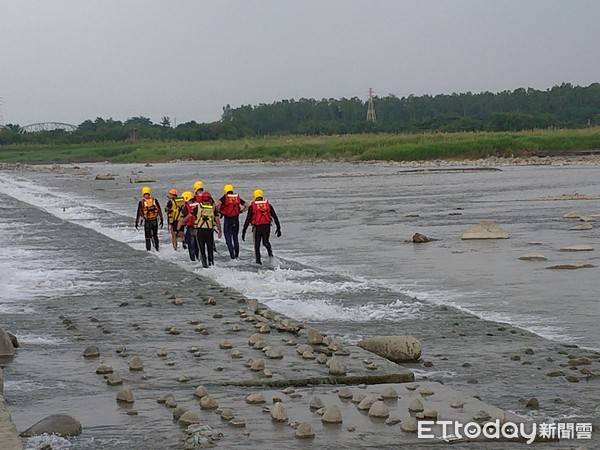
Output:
[1, 0, 599, 125]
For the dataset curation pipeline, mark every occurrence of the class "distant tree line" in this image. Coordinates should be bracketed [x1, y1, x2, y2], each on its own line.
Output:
[1, 82, 599, 145]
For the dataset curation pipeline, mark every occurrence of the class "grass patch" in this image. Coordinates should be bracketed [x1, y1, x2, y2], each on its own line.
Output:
[1, 128, 600, 164]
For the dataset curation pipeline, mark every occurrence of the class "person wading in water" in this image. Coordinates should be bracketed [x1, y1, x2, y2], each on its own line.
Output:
[242, 188, 281, 265]
[195, 191, 222, 268]
[216, 183, 247, 259]
[135, 186, 163, 251]
[165, 188, 185, 250]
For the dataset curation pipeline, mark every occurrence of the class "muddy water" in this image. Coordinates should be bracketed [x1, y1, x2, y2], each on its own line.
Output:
[1, 162, 599, 448]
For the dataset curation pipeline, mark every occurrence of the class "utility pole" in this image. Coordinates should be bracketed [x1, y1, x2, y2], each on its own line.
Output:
[366, 88, 376, 122]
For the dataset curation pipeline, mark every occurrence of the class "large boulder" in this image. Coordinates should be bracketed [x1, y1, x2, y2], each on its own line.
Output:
[20, 414, 82, 437]
[357, 335, 421, 363]
[461, 222, 509, 240]
[0, 328, 15, 357]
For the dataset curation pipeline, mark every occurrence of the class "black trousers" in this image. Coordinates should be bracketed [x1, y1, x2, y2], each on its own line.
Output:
[144, 219, 159, 251]
[223, 216, 240, 259]
[196, 228, 215, 268]
[253, 224, 273, 263]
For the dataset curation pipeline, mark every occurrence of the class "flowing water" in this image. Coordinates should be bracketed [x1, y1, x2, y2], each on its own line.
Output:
[1, 161, 599, 448]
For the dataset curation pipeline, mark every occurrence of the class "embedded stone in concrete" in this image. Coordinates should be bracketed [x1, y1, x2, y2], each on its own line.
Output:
[337, 387, 353, 399]
[368, 401, 390, 418]
[116, 386, 134, 403]
[200, 396, 218, 410]
[357, 395, 378, 410]
[83, 345, 100, 358]
[309, 396, 324, 410]
[246, 393, 266, 404]
[295, 422, 315, 439]
[179, 411, 200, 426]
[381, 386, 398, 399]
[194, 385, 209, 399]
[128, 356, 144, 371]
[307, 328, 323, 345]
[321, 405, 343, 424]
[270, 402, 287, 422]
[408, 398, 424, 412]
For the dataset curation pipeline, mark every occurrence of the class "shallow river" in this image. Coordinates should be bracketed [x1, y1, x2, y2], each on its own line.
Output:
[1, 161, 599, 448]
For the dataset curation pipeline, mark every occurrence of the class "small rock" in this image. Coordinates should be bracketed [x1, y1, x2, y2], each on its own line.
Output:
[450, 400, 464, 409]
[96, 365, 114, 375]
[106, 374, 123, 386]
[220, 409, 234, 421]
[337, 387, 353, 399]
[129, 356, 144, 371]
[381, 386, 398, 399]
[400, 416, 418, 432]
[368, 401, 390, 418]
[157, 348, 168, 357]
[179, 411, 200, 426]
[230, 419, 246, 428]
[408, 398, 424, 412]
[385, 414, 402, 425]
[357, 395, 378, 410]
[245, 393, 266, 404]
[83, 345, 100, 358]
[165, 397, 178, 408]
[328, 357, 347, 376]
[560, 244, 594, 252]
[219, 340, 233, 350]
[321, 405, 343, 423]
[309, 396, 324, 410]
[307, 328, 323, 345]
[295, 422, 315, 438]
[250, 359, 265, 371]
[316, 353, 328, 364]
[116, 386, 134, 403]
[565, 375, 580, 383]
[231, 349, 242, 359]
[172, 405, 189, 420]
[526, 398, 539, 409]
[302, 350, 316, 360]
[424, 409, 438, 419]
[271, 402, 288, 422]
[200, 396, 218, 409]
[351, 392, 366, 403]
[419, 387, 434, 396]
[519, 253, 547, 261]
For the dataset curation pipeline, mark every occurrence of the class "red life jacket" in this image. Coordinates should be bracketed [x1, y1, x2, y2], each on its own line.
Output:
[251, 200, 271, 226]
[220, 194, 241, 217]
[185, 201, 198, 227]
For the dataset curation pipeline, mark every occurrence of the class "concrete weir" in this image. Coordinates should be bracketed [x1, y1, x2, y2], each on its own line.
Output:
[0, 369, 23, 450]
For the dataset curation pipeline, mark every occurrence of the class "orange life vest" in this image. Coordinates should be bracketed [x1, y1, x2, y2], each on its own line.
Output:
[220, 194, 241, 217]
[142, 197, 159, 220]
[251, 200, 271, 226]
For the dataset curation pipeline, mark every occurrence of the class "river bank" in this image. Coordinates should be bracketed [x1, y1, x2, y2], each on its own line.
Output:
[1, 128, 600, 164]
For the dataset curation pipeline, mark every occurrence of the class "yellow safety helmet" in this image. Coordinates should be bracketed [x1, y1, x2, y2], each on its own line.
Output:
[193, 180, 204, 191]
[223, 184, 234, 193]
[181, 191, 193, 202]
[253, 188, 264, 200]
[141, 186, 152, 195]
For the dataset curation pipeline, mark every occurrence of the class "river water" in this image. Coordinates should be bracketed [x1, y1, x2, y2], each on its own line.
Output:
[0, 161, 599, 448]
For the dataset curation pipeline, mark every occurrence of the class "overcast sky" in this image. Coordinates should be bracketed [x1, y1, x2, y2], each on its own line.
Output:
[1, 0, 599, 125]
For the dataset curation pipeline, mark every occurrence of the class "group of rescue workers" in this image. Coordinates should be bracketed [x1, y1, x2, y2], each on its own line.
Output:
[134, 181, 281, 268]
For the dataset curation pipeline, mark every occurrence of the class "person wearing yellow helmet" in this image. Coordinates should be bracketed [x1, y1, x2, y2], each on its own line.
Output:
[135, 186, 164, 251]
[215, 183, 248, 259]
[165, 188, 186, 251]
[242, 188, 282, 265]
[177, 191, 199, 261]
[180, 181, 217, 263]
